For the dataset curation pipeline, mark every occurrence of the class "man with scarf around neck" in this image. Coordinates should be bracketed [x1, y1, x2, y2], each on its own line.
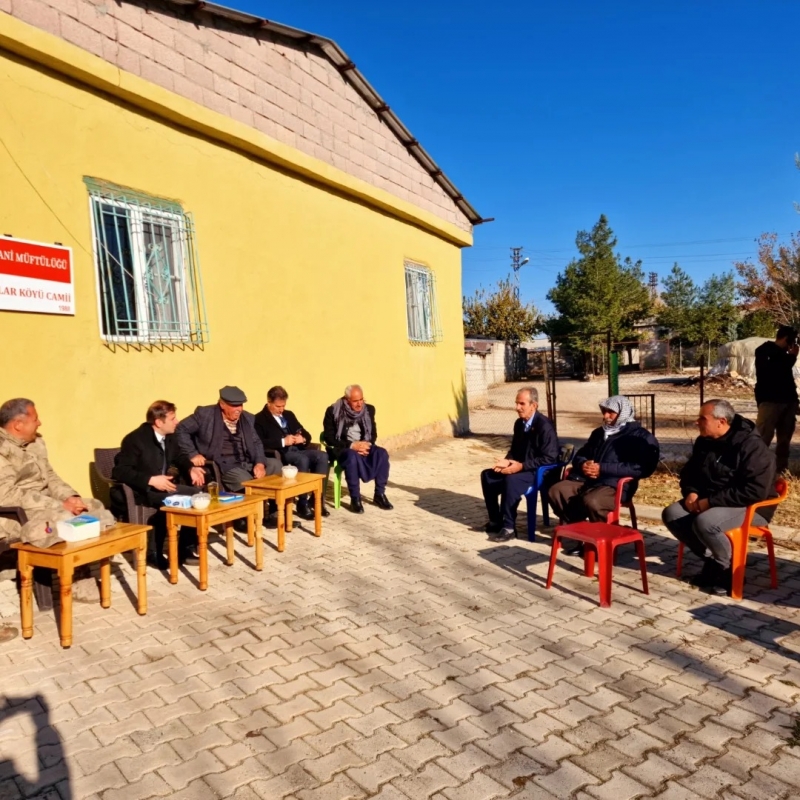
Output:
[481, 387, 559, 542]
[548, 395, 659, 555]
[322, 385, 392, 513]
[662, 399, 777, 596]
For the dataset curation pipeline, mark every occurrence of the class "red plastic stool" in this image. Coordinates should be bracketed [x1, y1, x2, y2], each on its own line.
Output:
[546, 521, 649, 607]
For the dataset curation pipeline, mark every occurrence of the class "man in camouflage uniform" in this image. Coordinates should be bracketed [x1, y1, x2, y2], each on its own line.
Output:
[0, 397, 114, 549]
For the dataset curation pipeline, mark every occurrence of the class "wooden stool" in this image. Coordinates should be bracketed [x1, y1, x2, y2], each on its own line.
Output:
[12, 523, 150, 648]
[547, 521, 649, 607]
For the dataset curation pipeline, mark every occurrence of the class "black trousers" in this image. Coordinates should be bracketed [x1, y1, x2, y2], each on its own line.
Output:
[480, 468, 538, 529]
[144, 486, 199, 556]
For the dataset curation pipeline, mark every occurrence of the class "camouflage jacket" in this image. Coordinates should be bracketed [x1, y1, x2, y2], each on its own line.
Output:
[0, 429, 78, 516]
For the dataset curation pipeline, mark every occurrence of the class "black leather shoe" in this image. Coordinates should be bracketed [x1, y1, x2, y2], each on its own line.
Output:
[373, 493, 393, 510]
[233, 518, 248, 534]
[563, 542, 585, 557]
[350, 498, 364, 514]
[321, 505, 330, 517]
[488, 528, 516, 543]
[689, 558, 721, 588]
[147, 553, 169, 570]
[484, 520, 503, 534]
[296, 503, 315, 521]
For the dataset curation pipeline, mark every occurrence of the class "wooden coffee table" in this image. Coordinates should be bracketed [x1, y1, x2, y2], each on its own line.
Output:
[162, 495, 265, 590]
[242, 473, 324, 552]
[12, 523, 150, 649]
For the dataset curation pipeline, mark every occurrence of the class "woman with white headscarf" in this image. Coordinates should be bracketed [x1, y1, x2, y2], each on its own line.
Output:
[548, 395, 660, 553]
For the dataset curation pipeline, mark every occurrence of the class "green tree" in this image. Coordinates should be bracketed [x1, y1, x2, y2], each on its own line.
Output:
[737, 309, 776, 339]
[545, 215, 652, 369]
[463, 278, 541, 342]
[694, 272, 737, 346]
[657, 263, 698, 343]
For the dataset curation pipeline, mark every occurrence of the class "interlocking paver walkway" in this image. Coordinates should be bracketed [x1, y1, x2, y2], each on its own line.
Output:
[2, 435, 800, 799]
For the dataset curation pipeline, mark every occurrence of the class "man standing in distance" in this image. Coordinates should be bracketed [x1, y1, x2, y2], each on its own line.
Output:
[755, 325, 799, 474]
[480, 387, 559, 542]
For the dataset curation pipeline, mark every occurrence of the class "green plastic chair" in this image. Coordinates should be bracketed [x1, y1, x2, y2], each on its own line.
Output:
[320, 432, 344, 509]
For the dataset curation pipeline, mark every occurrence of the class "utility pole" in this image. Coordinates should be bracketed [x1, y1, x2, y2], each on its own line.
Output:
[648, 272, 658, 301]
[511, 247, 529, 298]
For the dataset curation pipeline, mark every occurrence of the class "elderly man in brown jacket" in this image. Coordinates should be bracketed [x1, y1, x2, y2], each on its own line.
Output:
[0, 398, 113, 549]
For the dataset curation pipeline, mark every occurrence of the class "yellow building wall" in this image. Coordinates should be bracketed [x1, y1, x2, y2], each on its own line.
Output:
[0, 48, 468, 494]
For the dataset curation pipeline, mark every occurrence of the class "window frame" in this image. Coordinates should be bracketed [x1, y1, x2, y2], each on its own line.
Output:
[404, 261, 441, 344]
[86, 179, 209, 346]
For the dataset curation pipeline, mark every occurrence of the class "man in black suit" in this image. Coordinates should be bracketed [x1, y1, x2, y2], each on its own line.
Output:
[254, 386, 329, 520]
[112, 400, 199, 569]
[323, 384, 392, 514]
[481, 386, 559, 542]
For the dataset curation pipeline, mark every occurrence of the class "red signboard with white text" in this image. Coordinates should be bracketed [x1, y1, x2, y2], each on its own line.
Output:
[0, 236, 74, 315]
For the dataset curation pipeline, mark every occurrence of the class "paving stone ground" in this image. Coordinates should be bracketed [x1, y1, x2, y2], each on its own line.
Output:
[2, 435, 800, 799]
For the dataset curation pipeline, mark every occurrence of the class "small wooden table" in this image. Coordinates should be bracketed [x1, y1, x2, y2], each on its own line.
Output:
[242, 473, 324, 552]
[12, 523, 150, 649]
[162, 495, 265, 590]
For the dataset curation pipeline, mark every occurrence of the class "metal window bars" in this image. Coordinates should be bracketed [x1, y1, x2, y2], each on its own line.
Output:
[404, 263, 442, 344]
[85, 178, 209, 345]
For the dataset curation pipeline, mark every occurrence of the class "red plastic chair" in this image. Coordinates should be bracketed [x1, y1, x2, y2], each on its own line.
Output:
[547, 521, 649, 607]
[675, 478, 787, 600]
[606, 476, 638, 528]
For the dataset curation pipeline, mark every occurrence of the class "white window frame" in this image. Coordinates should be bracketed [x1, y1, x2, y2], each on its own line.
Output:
[404, 261, 441, 343]
[88, 191, 203, 344]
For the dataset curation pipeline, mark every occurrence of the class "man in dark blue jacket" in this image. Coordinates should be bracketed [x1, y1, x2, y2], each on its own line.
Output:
[481, 387, 559, 541]
[548, 396, 659, 553]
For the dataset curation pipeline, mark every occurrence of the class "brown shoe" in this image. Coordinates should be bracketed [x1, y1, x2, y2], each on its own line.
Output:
[0, 624, 19, 643]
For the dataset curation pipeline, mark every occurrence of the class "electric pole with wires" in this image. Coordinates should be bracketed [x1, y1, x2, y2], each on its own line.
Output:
[511, 247, 529, 298]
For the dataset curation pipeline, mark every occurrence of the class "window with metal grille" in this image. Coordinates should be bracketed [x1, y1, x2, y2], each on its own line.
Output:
[404, 262, 441, 343]
[85, 178, 209, 344]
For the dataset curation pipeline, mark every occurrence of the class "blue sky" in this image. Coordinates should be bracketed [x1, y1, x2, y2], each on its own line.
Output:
[247, 1, 800, 313]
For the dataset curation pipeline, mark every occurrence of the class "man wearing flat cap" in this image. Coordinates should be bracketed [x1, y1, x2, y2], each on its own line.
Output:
[175, 386, 282, 491]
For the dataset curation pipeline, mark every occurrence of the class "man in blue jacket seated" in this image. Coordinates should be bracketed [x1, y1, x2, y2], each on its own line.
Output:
[481, 386, 559, 542]
[548, 395, 660, 554]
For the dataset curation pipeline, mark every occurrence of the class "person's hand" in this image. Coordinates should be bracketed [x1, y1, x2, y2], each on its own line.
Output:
[286, 434, 303, 446]
[493, 458, 511, 472]
[790, 343, 799, 356]
[684, 492, 699, 513]
[148, 475, 177, 492]
[581, 460, 600, 478]
[190, 466, 206, 486]
[500, 460, 523, 475]
[62, 496, 87, 514]
[351, 441, 370, 455]
[253, 463, 266, 479]
[696, 498, 710, 513]
[190, 454, 206, 467]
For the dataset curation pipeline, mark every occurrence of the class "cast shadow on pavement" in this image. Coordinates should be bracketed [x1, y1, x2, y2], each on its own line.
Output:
[0, 694, 72, 799]
[690, 602, 800, 665]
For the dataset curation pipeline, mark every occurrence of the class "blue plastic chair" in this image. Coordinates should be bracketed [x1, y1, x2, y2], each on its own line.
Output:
[523, 464, 563, 542]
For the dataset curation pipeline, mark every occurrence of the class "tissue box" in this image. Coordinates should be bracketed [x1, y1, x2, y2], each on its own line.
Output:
[163, 495, 194, 509]
[57, 514, 101, 542]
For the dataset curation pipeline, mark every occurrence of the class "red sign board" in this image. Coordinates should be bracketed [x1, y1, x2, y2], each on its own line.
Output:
[0, 237, 74, 315]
